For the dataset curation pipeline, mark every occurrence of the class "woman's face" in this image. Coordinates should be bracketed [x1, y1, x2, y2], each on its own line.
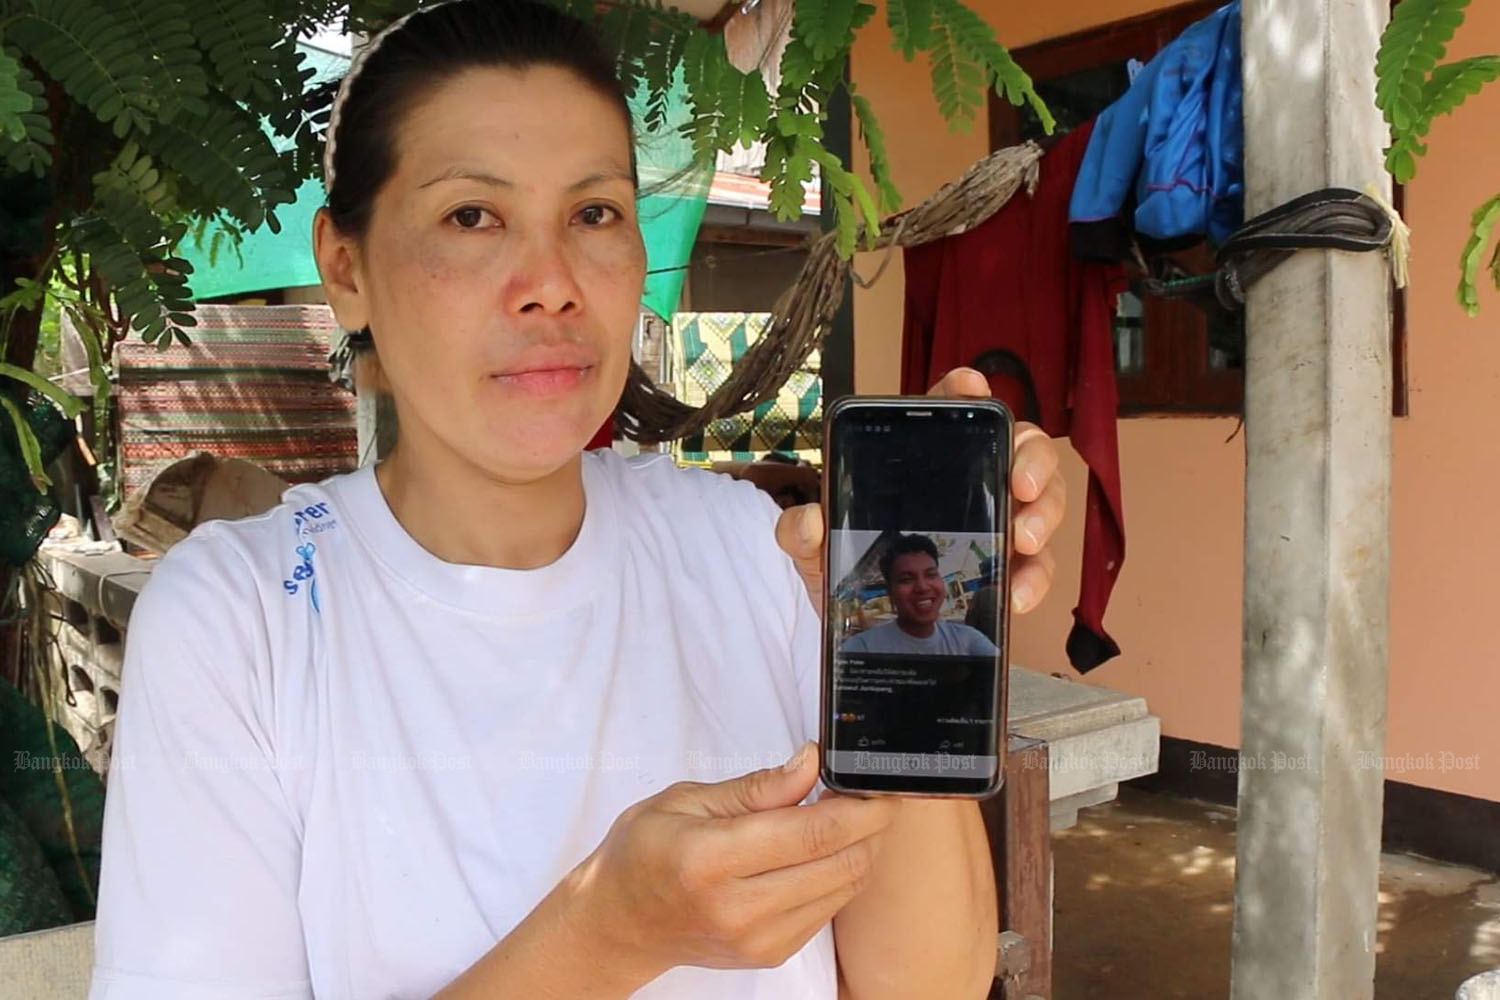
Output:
[321, 64, 646, 481]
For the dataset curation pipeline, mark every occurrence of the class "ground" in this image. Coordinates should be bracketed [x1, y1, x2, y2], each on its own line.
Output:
[1053, 787, 1500, 999]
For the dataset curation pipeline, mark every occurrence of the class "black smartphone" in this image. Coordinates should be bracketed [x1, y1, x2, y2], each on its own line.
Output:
[819, 397, 1013, 798]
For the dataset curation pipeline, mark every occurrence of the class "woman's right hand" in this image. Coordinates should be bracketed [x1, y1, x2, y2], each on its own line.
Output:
[568, 740, 902, 985]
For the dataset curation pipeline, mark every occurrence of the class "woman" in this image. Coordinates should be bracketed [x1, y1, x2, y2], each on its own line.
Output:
[88, 3, 1066, 998]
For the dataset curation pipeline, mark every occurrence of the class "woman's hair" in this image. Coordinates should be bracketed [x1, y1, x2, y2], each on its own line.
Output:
[324, 0, 637, 239]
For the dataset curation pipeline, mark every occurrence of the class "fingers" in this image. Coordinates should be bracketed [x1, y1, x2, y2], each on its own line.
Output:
[1010, 545, 1056, 615]
[722, 838, 888, 964]
[774, 503, 824, 613]
[678, 741, 821, 820]
[710, 792, 902, 877]
[1011, 422, 1057, 504]
[736, 831, 886, 912]
[926, 367, 990, 399]
[774, 502, 823, 563]
[1013, 472, 1065, 556]
[735, 888, 861, 969]
[694, 847, 882, 971]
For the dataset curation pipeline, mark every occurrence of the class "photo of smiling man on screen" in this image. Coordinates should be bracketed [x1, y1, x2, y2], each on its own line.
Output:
[839, 534, 1000, 657]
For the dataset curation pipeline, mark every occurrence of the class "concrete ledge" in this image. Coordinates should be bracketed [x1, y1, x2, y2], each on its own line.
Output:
[0, 921, 94, 1000]
[1009, 668, 1162, 830]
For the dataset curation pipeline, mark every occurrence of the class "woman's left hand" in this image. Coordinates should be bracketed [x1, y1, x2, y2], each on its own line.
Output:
[775, 367, 1064, 617]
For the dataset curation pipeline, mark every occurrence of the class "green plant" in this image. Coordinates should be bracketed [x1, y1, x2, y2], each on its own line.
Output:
[1376, 0, 1500, 315]
[0, 0, 1048, 497]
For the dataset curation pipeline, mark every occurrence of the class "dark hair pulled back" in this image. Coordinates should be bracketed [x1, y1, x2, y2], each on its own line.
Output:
[324, 0, 637, 239]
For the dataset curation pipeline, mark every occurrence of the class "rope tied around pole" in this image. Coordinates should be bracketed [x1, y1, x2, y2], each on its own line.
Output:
[1143, 187, 1410, 314]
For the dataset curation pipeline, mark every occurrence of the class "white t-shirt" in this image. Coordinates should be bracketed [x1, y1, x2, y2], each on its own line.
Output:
[88, 451, 834, 1000]
[840, 619, 998, 657]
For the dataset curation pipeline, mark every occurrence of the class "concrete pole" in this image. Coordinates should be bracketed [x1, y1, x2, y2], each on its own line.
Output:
[1232, 2, 1393, 998]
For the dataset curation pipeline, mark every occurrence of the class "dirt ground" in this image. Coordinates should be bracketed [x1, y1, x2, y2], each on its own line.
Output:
[1052, 787, 1500, 999]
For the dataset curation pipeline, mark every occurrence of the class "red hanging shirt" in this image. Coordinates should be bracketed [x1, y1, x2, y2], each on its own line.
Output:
[901, 122, 1128, 672]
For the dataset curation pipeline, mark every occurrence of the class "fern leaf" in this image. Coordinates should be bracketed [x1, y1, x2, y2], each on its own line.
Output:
[927, 22, 981, 131]
[65, 216, 160, 340]
[94, 141, 180, 219]
[0, 47, 52, 175]
[850, 89, 902, 213]
[735, 68, 772, 149]
[1388, 56, 1500, 182]
[1458, 193, 1500, 317]
[196, 0, 282, 104]
[888, 0, 934, 60]
[112, 0, 210, 121]
[0, 49, 34, 142]
[777, 34, 818, 107]
[681, 30, 732, 163]
[796, 0, 852, 64]
[141, 98, 295, 232]
[619, 6, 655, 80]
[761, 136, 813, 221]
[934, 0, 1052, 133]
[1416, 55, 1500, 132]
[640, 30, 686, 134]
[1376, 0, 1471, 134]
[9, 0, 155, 138]
[831, 190, 857, 259]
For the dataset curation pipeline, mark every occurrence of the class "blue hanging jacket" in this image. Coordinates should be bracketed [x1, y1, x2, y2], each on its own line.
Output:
[1069, 0, 1243, 248]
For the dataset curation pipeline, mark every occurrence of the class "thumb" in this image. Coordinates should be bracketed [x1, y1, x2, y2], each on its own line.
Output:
[694, 741, 820, 819]
[775, 504, 824, 613]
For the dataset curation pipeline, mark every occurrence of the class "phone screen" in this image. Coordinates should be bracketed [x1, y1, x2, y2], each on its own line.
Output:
[821, 399, 1011, 796]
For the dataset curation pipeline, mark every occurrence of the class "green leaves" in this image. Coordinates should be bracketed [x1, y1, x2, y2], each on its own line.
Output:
[1458, 194, 1500, 317]
[142, 99, 295, 232]
[0, 394, 50, 491]
[0, 50, 36, 142]
[680, 30, 730, 163]
[927, 22, 982, 131]
[0, 363, 85, 421]
[0, 48, 53, 176]
[1377, 0, 1497, 183]
[8, 0, 155, 139]
[851, 89, 901, 213]
[113, 0, 210, 121]
[761, 134, 814, 221]
[1374, 0, 1498, 313]
[888, 0, 934, 61]
[933, 0, 1052, 134]
[795, 0, 875, 63]
[196, 0, 284, 104]
[1376, 0, 1469, 134]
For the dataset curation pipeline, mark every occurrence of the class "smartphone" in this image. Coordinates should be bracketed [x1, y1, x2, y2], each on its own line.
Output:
[819, 397, 1013, 798]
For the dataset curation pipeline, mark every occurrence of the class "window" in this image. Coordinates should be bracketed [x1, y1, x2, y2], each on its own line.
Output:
[989, 1, 1409, 416]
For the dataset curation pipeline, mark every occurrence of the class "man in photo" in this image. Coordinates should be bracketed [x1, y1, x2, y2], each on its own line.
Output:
[841, 534, 1000, 656]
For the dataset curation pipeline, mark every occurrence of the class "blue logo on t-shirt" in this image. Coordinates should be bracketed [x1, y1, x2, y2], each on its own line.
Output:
[283, 501, 334, 613]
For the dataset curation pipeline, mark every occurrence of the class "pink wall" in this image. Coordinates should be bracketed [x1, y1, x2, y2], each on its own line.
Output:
[851, 0, 1500, 800]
